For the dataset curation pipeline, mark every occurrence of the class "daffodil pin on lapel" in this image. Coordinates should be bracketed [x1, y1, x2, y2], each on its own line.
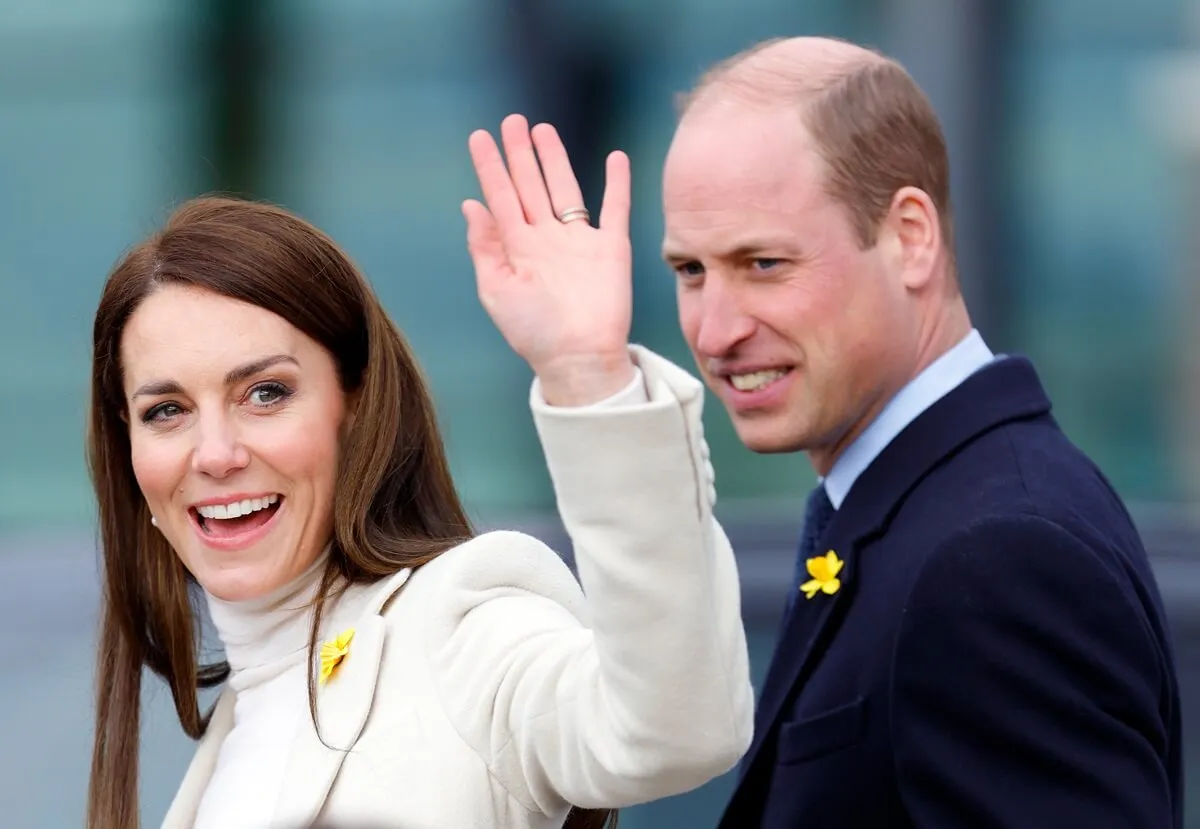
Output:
[801, 551, 843, 599]
[319, 627, 355, 685]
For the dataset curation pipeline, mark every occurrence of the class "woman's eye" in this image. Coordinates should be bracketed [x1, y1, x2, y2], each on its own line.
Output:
[143, 403, 182, 423]
[248, 382, 291, 407]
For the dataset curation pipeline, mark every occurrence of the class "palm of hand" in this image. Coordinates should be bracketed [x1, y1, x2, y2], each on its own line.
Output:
[478, 222, 632, 364]
[464, 115, 635, 378]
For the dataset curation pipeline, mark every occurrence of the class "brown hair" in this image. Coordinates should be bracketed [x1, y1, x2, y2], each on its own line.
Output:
[679, 36, 955, 258]
[85, 195, 615, 829]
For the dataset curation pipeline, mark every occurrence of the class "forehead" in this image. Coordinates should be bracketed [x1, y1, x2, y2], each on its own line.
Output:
[662, 103, 839, 252]
[121, 286, 302, 382]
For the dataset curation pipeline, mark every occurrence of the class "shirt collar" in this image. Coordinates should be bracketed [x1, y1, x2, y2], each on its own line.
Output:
[822, 329, 995, 509]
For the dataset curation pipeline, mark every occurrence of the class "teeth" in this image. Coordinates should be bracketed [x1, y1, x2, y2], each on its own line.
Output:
[730, 370, 787, 391]
[197, 494, 279, 520]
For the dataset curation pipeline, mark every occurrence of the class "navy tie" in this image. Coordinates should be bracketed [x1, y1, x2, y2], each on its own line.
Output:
[783, 484, 836, 618]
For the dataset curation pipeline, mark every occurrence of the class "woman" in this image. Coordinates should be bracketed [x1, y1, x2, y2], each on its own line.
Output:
[86, 121, 753, 829]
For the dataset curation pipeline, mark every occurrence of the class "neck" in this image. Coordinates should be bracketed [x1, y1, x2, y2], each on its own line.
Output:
[913, 297, 972, 379]
[203, 549, 331, 686]
[809, 299, 973, 477]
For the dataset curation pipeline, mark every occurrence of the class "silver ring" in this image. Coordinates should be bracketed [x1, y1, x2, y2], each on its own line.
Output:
[558, 206, 590, 224]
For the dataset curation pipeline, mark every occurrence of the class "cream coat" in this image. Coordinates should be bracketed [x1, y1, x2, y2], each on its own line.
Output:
[161, 346, 755, 828]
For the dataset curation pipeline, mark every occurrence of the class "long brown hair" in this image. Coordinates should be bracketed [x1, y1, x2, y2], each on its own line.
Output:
[86, 195, 615, 829]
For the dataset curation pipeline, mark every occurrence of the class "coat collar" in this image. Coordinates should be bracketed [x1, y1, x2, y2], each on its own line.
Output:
[162, 567, 413, 828]
[733, 355, 1053, 787]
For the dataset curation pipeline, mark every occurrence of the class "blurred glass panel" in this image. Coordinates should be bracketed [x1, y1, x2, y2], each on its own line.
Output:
[1003, 0, 1188, 500]
[0, 2, 196, 531]
[1016, 0, 1185, 47]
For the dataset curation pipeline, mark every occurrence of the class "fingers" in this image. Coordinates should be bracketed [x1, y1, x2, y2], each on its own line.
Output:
[461, 199, 510, 284]
[467, 130, 526, 235]
[530, 123, 588, 223]
[500, 115, 555, 223]
[598, 150, 631, 237]
[469, 115, 628, 236]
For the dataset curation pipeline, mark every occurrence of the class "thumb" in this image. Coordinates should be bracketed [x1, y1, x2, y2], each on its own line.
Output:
[462, 199, 510, 282]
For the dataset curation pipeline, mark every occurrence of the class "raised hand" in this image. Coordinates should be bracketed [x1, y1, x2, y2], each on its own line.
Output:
[463, 114, 636, 406]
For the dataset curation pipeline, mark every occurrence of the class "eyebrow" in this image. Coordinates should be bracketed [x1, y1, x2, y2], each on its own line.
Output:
[661, 239, 795, 263]
[132, 353, 300, 399]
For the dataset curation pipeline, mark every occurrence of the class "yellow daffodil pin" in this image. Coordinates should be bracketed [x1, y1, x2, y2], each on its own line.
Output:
[801, 551, 843, 599]
[319, 627, 355, 685]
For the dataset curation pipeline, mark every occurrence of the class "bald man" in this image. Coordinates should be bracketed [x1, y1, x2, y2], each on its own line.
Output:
[464, 33, 1182, 829]
[657, 38, 1182, 828]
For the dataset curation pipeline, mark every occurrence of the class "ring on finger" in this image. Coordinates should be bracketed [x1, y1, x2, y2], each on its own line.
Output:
[558, 206, 590, 224]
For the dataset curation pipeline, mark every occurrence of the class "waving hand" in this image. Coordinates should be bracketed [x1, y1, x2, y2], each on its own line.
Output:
[463, 114, 636, 405]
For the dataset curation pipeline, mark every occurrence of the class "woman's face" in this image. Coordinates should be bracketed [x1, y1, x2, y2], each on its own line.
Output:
[120, 285, 350, 601]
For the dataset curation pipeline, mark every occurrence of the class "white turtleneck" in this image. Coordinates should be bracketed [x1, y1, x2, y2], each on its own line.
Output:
[192, 552, 374, 829]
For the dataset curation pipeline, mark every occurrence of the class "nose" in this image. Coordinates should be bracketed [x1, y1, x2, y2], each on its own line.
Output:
[690, 278, 757, 358]
[190, 412, 250, 479]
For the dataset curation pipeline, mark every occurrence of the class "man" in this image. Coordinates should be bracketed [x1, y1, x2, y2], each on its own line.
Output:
[462, 35, 1181, 829]
[659, 36, 1183, 827]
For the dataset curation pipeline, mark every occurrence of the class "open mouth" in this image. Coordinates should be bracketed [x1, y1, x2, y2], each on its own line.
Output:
[192, 494, 283, 539]
[727, 368, 793, 392]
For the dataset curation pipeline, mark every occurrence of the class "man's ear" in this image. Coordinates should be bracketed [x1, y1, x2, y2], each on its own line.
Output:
[883, 185, 940, 291]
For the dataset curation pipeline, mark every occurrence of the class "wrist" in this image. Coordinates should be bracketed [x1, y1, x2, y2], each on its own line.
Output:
[535, 351, 637, 407]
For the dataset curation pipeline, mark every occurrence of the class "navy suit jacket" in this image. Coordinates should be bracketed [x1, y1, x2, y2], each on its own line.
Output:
[718, 356, 1183, 828]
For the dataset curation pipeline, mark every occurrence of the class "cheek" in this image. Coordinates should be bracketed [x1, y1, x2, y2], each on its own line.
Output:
[812, 275, 901, 382]
[254, 420, 341, 485]
[259, 399, 347, 491]
[129, 433, 184, 504]
[676, 292, 703, 348]
[766, 271, 879, 372]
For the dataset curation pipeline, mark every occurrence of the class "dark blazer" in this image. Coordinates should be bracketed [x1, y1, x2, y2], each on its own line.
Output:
[718, 355, 1183, 828]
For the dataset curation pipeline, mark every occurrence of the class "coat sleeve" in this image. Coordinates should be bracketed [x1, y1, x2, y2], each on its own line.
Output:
[419, 345, 755, 815]
[890, 513, 1177, 828]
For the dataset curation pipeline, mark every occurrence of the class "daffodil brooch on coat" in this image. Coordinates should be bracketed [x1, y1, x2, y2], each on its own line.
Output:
[801, 551, 843, 599]
[319, 627, 355, 685]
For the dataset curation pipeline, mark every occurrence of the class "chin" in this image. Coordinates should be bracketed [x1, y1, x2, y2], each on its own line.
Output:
[198, 572, 271, 602]
[191, 556, 288, 603]
[731, 418, 808, 455]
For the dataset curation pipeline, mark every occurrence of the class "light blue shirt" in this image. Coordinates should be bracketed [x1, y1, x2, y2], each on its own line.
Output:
[822, 329, 996, 509]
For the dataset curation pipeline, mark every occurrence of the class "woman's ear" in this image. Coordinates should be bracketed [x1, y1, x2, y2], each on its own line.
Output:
[342, 389, 362, 436]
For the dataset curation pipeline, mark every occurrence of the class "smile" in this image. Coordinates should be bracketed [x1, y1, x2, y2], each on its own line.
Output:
[728, 368, 792, 392]
[189, 493, 284, 550]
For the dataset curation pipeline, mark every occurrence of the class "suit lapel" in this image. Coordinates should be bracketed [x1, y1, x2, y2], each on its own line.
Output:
[737, 513, 864, 780]
[271, 568, 412, 827]
[161, 689, 236, 829]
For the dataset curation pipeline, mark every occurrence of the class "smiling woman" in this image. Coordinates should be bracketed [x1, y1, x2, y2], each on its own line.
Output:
[119, 281, 352, 602]
[84, 193, 753, 829]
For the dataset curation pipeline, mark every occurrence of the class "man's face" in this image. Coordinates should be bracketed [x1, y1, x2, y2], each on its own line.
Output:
[663, 101, 918, 471]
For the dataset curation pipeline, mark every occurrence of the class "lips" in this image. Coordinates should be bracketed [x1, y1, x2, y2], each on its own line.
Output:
[193, 499, 281, 538]
[187, 493, 285, 547]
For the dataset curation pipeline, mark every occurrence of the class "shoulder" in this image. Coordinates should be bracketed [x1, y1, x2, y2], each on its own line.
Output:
[895, 513, 1167, 682]
[905, 513, 1138, 613]
[388, 531, 588, 630]
[893, 414, 1146, 588]
[417, 530, 582, 595]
